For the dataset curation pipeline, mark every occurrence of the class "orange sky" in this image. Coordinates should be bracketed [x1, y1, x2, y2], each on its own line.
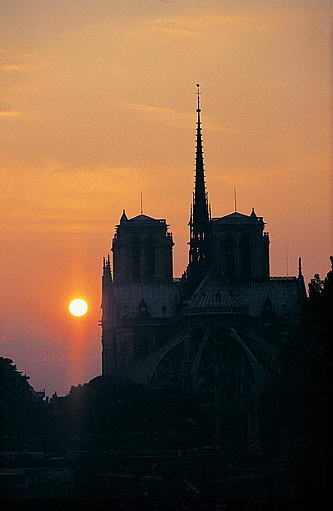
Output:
[1, 0, 332, 395]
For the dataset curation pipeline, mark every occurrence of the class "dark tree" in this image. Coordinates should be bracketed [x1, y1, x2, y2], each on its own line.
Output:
[259, 257, 332, 503]
[0, 357, 47, 449]
[308, 273, 324, 301]
[61, 376, 206, 450]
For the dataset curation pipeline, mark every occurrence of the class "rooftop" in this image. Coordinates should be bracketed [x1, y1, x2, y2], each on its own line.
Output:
[127, 214, 166, 225]
[212, 210, 264, 224]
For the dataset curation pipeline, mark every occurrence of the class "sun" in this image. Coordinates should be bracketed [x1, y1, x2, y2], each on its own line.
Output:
[69, 298, 88, 317]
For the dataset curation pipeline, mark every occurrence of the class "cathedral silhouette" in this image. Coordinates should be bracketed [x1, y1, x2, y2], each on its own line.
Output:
[101, 87, 306, 440]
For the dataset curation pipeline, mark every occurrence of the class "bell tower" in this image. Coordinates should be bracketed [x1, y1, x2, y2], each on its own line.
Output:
[211, 209, 270, 280]
[112, 211, 174, 283]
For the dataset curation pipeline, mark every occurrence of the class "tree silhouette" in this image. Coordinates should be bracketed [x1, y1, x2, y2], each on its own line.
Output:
[0, 357, 47, 449]
[259, 257, 332, 502]
[61, 376, 206, 449]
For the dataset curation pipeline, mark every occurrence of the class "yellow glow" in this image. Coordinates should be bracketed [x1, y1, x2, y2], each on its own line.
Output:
[69, 298, 88, 317]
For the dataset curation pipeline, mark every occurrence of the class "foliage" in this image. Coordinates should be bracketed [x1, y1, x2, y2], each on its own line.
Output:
[308, 273, 324, 300]
[0, 357, 47, 448]
[61, 376, 207, 448]
[259, 256, 332, 500]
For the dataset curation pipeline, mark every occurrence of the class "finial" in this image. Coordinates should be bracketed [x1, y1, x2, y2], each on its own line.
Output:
[196, 83, 201, 113]
[120, 209, 128, 223]
[233, 186, 237, 212]
[140, 189, 143, 215]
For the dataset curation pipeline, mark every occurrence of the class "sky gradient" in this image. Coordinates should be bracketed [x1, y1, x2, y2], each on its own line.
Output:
[1, 0, 332, 395]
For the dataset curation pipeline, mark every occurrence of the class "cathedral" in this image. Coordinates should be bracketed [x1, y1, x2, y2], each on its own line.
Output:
[101, 87, 306, 440]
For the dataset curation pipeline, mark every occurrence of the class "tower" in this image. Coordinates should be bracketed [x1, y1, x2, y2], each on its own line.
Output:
[112, 211, 174, 283]
[101, 210, 175, 376]
[211, 209, 270, 280]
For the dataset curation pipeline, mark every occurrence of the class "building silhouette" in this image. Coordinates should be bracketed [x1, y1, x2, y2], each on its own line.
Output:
[101, 87, 306, 441]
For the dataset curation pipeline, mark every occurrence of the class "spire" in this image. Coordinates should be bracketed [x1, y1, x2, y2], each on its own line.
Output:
[298, 257, 303, 278]
[189, 84, 211, 267]
[193, 84, 209, 231]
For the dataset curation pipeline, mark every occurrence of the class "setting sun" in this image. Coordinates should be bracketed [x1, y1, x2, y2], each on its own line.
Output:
[69, 298, 88, 317]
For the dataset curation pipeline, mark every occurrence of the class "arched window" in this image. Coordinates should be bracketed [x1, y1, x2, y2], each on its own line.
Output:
[241, 235, 251, 279]
[144, 236, 155, 279]
[131, 237, 140, 279]
[225, 235, 235, 279]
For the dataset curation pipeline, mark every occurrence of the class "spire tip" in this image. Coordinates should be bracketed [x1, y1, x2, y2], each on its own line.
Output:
[298, 256, 303, 277]
[196, 83, 201, 113]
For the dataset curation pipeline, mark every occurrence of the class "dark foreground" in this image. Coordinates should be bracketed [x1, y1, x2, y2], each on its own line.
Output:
[0, 447, 327, 511]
